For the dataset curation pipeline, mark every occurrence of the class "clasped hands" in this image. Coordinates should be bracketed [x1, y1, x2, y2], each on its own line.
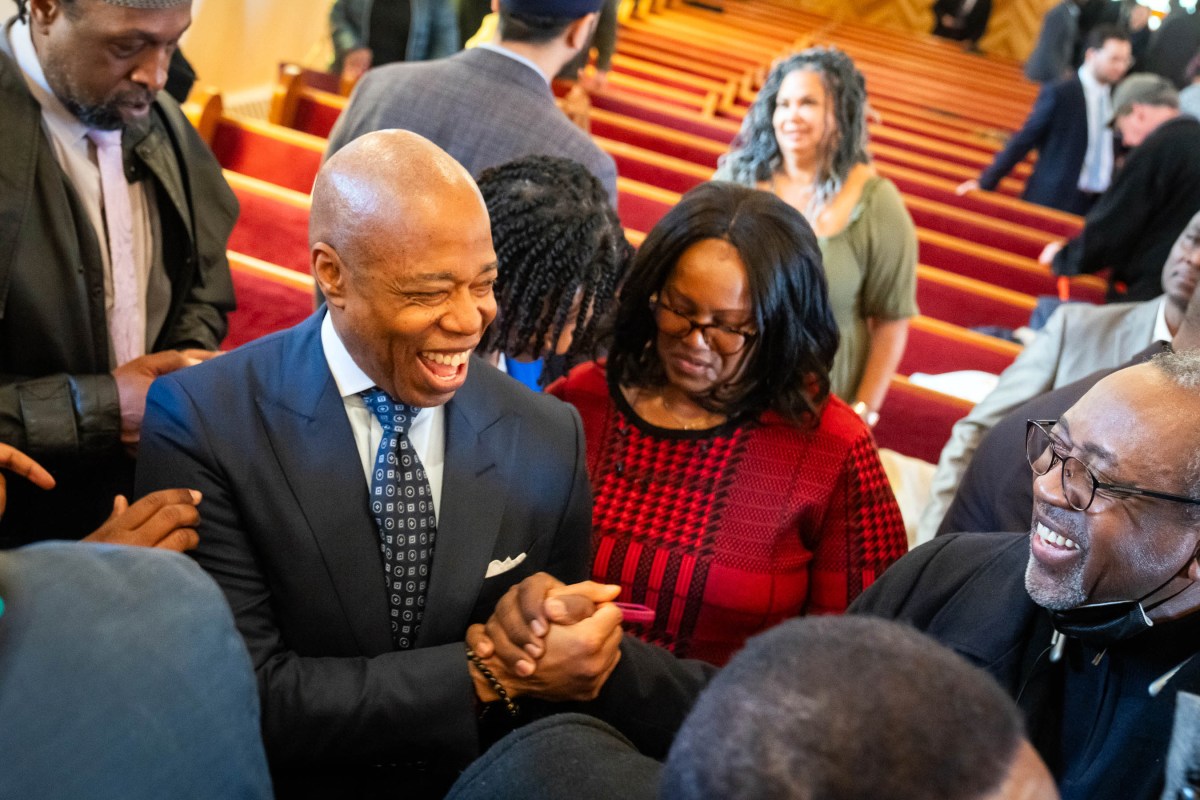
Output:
[466, 572, 625, 704]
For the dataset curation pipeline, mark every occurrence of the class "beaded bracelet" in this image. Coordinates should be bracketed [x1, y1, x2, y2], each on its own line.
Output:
[465, 645, 520, 718]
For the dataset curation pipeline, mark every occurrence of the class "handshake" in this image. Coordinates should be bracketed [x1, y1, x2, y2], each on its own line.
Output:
[466, 573, 629, 706]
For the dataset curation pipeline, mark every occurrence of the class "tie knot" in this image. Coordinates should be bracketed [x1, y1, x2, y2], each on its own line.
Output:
[361, 389, 420, 435]
[87, 128, 123, 151]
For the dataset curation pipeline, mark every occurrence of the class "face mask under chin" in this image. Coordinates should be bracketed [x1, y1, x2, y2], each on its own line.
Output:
[1048, 572, 1194, 648]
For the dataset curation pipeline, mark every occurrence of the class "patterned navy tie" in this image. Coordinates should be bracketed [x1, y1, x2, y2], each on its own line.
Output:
[361, 389, 437, 650]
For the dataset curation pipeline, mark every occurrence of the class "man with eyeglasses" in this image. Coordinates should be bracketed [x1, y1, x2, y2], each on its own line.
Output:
[852, 350, 1200, 800]
[939, 218, 1200, 537]
[920, 209, 1200, 542]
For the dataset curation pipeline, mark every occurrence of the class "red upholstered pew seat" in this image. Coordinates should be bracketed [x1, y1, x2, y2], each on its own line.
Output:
[898, 316, 1021, 377]
[209, 115, 323, 195]
[225, 253, 314, 349]
[589, 90, 738, 143]
[874, 377, 974, 464]
[224, 171, 312, 276]
[617, 178, 677, 234]
[916, 266, 1038, 330]
[906, 196, 1056, 260]
[917, 229, 1106, 302]
[881, 164, 1082, 239]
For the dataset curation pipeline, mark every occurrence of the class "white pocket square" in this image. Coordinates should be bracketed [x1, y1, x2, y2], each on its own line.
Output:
[485, 553, 527, 579]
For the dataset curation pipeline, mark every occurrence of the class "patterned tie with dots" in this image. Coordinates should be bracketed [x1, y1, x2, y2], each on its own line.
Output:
[361, 388, 437, 650]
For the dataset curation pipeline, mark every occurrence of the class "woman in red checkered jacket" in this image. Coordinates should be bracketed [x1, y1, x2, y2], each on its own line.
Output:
[548, 181, 908, 666]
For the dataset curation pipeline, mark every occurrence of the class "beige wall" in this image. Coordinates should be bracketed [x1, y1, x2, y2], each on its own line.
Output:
[183, 0, 332, 98]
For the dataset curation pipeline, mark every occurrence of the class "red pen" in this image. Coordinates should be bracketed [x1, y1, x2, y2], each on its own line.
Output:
[614, 602, 656, 625]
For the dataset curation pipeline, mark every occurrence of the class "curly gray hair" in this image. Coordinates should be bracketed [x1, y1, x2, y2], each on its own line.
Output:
[717, 47, 871, 213]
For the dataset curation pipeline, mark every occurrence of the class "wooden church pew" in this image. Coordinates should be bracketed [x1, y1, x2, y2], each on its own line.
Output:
[916, 265, 1039, 330]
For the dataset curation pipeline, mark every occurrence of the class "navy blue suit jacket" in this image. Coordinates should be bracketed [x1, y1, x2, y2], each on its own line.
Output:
[978, 75, 1093, 213]
[135, 311, 592, 797]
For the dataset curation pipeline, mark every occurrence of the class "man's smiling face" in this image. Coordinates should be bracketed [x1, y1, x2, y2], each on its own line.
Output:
[1025, 364, 1200, 610]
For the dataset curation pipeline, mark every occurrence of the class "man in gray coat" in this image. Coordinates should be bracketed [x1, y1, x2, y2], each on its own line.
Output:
[326, 0, 618, 204]
[0, 0, 236, 546]
[917, 210, 1200, 540]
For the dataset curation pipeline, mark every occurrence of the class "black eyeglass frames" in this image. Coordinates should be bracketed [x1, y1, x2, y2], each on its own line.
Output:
[650, 297, 758, 356]
[1025, 419, 1200, 511]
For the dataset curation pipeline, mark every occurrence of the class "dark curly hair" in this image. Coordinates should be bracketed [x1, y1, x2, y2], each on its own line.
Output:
[717, 48, 870, 213]
[608, 181, 838, 427]
[477, 155, 632, 386]
[662, 617, 1027, 800]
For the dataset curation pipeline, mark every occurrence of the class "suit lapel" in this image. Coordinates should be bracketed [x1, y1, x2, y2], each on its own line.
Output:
[419, 363, 519, 645]
[257, 313, 393, 653]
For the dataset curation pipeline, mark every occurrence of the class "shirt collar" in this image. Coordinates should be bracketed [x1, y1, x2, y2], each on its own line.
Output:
[1153, 296, 1174, 343]
[321, 310, 381, 398]
[476, 42, 551, 86]
[1077, 64, 1107, 97]
[9, 17, 90, 143]
[320, 311, 439, 424]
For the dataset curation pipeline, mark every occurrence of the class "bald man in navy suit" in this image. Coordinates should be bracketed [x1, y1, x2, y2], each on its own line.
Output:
[137, 131, 619, 799]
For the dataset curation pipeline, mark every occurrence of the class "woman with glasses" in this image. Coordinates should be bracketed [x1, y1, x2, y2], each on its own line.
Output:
[713, 48, 918, 427]
[547, 182, 908, 666]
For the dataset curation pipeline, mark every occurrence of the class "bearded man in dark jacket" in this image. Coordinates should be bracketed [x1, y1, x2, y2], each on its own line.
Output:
[0, 0, 236, 547]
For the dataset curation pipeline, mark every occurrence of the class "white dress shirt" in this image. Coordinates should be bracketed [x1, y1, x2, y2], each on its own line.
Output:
[476, 41, 551, 85]
[1077, 64, 1115, 193]
[321, 312, 446, 522]
[1152, 296, 1174, 344]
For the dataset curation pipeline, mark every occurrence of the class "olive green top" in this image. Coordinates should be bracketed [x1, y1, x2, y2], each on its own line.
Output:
[818, 176, 918, 401]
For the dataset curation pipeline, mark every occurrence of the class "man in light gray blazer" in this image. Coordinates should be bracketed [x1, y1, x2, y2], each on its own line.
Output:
[918, 211, 1200, 540]
[326, 0, 618, 205]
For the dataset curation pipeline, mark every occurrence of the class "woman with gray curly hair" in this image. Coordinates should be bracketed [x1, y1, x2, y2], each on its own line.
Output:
[714, 48, 918, 427]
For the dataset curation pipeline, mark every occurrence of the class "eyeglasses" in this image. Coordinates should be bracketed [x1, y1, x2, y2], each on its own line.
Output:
[650, 297, 758, 355]
[1025, 419, 1200, 511]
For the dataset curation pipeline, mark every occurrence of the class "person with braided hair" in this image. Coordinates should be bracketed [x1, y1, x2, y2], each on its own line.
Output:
[476, 155, 632, 390]
[715, 47, 918, 429]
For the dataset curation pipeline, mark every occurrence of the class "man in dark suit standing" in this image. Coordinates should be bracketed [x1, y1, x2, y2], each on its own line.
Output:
[325, 0, 618, 204]
[136, 130, 620, 799]
[958, 26, 1131, 214]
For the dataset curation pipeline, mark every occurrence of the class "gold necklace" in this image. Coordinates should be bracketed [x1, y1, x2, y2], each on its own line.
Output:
[658, 393, 723, 431]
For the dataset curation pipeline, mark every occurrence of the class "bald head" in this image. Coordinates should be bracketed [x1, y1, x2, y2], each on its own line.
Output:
[311, 130, 485, 269]
[312, 131, 498, 407]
